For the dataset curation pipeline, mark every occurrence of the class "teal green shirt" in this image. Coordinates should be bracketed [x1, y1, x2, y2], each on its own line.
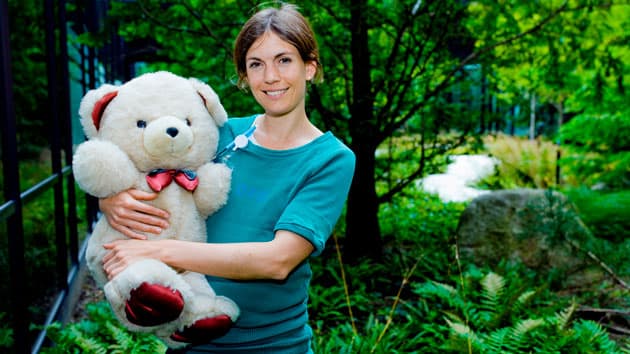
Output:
[191, 115, 355, 353]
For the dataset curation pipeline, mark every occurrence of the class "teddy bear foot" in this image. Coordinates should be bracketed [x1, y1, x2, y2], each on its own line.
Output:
[125, 282, 185, 326]
[169, 314, 233, 344]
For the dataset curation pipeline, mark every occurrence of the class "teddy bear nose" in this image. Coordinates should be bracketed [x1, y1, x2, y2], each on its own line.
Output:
[166, 127, 179, 137]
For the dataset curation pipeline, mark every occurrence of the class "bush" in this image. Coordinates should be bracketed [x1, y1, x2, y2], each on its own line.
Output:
[563, 187, 630, 244]
[559, 111, 630, 190]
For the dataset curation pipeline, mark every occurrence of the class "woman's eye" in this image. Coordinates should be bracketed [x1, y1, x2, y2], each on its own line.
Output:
[248, 62, 261, 69]
[137, 120, 147, 128]
[185, 118, 191, 126]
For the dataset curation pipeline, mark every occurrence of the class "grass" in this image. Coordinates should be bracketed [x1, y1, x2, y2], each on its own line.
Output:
[480, 133, 559, 189]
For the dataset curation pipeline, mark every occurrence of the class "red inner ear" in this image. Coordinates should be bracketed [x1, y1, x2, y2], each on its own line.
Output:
[92, 91, 118, 130]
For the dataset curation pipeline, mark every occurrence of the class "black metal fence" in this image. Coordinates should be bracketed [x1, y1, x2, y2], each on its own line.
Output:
[0, 1, 132, 352]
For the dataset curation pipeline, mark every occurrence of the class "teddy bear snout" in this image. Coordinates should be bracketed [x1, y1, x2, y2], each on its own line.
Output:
[166, 127, 179, 138]
[143, 116, 193, 157]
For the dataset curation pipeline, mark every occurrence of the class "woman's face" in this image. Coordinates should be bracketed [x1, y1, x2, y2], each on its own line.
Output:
[245, 31, 316, 119]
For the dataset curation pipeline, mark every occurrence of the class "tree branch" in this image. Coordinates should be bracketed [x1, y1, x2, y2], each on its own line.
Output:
[390, 0, 572, 139]
[180, 2, 232, 53]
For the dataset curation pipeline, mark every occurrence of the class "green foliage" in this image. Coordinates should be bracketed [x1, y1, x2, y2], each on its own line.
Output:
[312, 248, 628, 353]
[564, 187, 630, 244]
[41, 301, 166, 354]
[101, 0, 258, 117]
[7, 0, 50, 158]
[1, 161, 59, 322]
[412, 269, 626, 353]
[0, 158, 89, 345]
[379, 187, 465, 244]
[468, 1, 629, 135]
[560, 110, 630, 190]
[0, 313, 14, 349]
[310, 259, 382, 326]
[313, 314, 428, 354]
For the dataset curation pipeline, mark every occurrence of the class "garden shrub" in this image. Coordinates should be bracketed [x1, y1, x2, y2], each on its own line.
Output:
[559, 111, 630, 190]
[564, 187, 630, 243]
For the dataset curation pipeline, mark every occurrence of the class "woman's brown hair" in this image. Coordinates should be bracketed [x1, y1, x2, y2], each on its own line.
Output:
[233, 3, 323, 89]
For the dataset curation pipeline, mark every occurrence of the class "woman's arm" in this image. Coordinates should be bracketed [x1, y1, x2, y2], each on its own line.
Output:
[102, 230, 314, 281]
[99, 189, 170, 240]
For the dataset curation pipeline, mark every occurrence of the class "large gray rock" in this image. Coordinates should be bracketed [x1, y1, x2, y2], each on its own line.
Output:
[456, 189, 602, 285]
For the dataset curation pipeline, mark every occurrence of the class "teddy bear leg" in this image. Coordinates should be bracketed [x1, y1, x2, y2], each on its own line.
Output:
[104, 258, 193, 331]
[124, 282, 185, 326]
[166, 273, 240, 345]
[169, 313, 233, 345]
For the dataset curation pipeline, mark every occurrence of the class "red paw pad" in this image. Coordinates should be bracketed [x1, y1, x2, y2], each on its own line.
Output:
[170, 314, 233, 344]
[124, 282, 184, 326]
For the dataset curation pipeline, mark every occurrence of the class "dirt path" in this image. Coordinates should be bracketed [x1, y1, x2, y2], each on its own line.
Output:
[70, 274, 105, 323]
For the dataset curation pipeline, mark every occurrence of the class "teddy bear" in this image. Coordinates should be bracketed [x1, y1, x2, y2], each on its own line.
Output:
[72, 71, 239, 348]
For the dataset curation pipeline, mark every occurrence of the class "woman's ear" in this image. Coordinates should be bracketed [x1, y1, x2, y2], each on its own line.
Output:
[305, 60, 317, 81]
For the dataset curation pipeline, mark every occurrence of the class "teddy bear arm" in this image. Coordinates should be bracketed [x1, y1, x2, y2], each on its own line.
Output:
[193, 163, 232, 217]
[73, 140, 140, 198]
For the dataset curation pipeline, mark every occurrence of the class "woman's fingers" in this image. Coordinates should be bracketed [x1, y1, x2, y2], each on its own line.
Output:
[102, 241, 143, 279]
[128, 189, 170, 219]
[110, 222, 150, 240]
[99, 189, 170, 238]
[127, 210, 169, 230]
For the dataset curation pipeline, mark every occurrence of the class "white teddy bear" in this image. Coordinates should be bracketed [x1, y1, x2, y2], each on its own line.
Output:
[72, 71, 239, 348]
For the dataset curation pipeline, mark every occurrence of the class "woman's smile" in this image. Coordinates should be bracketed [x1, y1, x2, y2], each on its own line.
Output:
[264, 88, 288, 97]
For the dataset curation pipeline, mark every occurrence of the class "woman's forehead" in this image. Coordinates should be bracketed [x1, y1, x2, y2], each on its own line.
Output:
[246, 31, 299, 59]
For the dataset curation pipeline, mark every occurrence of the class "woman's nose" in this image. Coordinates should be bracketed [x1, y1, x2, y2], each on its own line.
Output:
[264, 65, 280, 83]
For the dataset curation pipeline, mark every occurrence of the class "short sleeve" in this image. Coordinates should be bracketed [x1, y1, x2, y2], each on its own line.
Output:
[274, 145, 355, 256]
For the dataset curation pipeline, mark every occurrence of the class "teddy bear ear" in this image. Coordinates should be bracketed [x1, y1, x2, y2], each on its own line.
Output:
[78, 84, 119, 138]
[188, 78, 228, 127]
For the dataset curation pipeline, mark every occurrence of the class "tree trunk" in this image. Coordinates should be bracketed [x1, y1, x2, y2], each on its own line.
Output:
[345, 140, 382, 261]
[555, 101, 564, 185]
[529, 92, 536, 140]
[343, 0, 383, 261]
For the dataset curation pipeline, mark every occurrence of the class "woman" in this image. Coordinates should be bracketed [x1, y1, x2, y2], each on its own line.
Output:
[99, 3, 355, 353]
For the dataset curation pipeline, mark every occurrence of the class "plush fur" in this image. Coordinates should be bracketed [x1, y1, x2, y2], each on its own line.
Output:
[73, 71, 239, 347]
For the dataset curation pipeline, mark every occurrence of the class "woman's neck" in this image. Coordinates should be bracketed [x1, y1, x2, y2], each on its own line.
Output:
[254, 113, 323, 150]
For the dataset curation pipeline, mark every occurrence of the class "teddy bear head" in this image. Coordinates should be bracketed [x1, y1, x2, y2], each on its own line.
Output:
[78, 71, 227, 172]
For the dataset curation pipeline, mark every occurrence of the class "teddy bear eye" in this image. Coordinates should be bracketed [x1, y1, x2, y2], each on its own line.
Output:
[185, 118, 191, 126]
[137, 120, 147, 128]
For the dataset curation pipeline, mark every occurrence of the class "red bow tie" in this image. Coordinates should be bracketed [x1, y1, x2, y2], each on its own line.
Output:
[146, 169, 199, 192]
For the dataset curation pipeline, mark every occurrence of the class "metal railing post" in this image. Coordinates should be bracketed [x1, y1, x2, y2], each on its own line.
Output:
[0, 0, 28, 352]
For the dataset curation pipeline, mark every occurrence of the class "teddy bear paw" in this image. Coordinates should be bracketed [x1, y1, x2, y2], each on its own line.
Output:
[125, 282, 185, 326]
[169, 314, 233, 344]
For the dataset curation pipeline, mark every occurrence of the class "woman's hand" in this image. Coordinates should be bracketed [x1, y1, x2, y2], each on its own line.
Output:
[99, 189, 170, 240]
[102, 239, 162, 279]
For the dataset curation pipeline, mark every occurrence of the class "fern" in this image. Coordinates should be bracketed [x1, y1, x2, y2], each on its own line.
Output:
[480, 272, 505, 310]
[443, 317, 483, 353]
[484, 327, 511, 353]
[552, 301, 577, 331]
[509, 318, 544, 351]
[413, 268, 625, 353]
[514, 289, 536, 312]
[40, 301, 167, 353]
[571, 320, 623, 353]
